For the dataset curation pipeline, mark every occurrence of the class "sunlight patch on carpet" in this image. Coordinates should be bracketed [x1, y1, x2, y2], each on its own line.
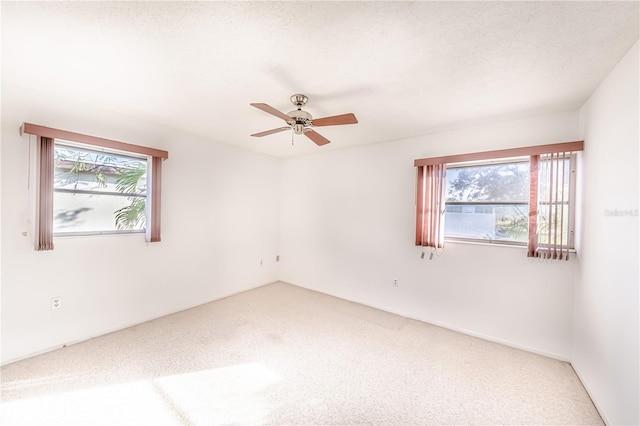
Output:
[0, 362, 282, 426]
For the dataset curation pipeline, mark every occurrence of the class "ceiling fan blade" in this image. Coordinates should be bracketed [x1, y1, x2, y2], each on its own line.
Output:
[304, 130, 331, 146]
[250, 103, 292, 122]
[251, 127, 290, 137]
[312, 113, 358, 127]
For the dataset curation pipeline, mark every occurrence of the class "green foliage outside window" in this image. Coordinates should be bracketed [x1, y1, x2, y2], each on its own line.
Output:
[114, 164, 147, 230]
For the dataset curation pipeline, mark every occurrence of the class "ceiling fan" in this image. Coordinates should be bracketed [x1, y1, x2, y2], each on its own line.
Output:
[250, 94, 358, 146]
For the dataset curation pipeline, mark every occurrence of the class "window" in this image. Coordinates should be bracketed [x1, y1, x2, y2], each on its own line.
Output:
[445, 159, 530, 244]
[54, 142, 148, 235]
[414, 141, 582, 259]
[21, 123, 168, 250]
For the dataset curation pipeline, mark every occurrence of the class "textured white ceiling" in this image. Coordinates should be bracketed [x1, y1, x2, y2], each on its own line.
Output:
[2, 1, 638, 158]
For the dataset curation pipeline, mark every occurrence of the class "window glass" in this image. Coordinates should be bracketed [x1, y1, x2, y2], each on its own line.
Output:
[445, 161, 530, 243]
[53, 143, 147, 234]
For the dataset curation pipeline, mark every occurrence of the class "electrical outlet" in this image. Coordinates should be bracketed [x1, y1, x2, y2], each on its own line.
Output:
[276, 255, 280, 262]
[259, 259, 263, 266]
[51, 297, 62, 310]
[393, 278, 398, 287]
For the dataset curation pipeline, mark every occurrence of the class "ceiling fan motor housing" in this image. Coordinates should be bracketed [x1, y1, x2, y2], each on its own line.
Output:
[287, 108, 312, 134]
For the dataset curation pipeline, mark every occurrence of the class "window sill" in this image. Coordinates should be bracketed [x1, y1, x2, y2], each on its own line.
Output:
[53, 230, 145, 238]
[445, 238, 526, 249]
[445, 238, 577, 253]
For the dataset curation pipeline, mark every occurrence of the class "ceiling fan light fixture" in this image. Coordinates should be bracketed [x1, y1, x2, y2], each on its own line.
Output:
[293, 123, 305, 134]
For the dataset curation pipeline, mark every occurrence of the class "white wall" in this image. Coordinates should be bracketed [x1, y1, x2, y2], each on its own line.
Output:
[1, 94, 282, 364]
[574, 41, 639, 425]
[280, 110, 579, 360]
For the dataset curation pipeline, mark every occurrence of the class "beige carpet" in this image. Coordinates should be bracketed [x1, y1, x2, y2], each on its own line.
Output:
[1, 282, 602, 425]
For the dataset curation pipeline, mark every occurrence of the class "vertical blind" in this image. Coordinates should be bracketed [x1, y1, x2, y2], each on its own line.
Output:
[148, 156, 163, 243]
[36, 137, 55, 251]
[528, 152, 573, 260]
[415, 163, 447, 248]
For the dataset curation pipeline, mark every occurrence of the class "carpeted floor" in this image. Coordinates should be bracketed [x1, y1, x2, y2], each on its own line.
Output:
[1, 282, 602, 425]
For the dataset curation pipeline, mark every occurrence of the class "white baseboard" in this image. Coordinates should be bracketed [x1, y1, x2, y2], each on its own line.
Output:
[570, 361, 609, 425]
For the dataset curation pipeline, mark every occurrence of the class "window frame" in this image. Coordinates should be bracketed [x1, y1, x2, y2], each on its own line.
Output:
[52, 140, 150, 237]
[442, 154, 577, 248]
[444, 156, 531, 247]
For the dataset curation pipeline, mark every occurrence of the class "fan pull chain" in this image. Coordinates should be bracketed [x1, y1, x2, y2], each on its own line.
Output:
[291, 128, 295, 146]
